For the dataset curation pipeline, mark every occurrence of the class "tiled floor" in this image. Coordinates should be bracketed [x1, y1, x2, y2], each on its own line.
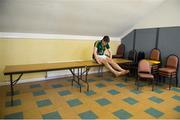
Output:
[0, 73, 179, 119]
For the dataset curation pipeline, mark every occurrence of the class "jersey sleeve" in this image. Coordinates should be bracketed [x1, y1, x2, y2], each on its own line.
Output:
[106, 43, 110, 49]
[94, 41, 98, 48]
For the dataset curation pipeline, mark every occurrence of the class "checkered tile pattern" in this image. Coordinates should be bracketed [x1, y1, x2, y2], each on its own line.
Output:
[0, 73, 179, 119]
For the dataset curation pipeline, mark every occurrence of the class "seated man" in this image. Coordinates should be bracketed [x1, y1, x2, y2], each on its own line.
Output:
[93, 36, 129, 77]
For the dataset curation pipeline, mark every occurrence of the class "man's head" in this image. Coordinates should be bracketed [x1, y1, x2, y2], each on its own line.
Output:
[102, 36, 110, 46]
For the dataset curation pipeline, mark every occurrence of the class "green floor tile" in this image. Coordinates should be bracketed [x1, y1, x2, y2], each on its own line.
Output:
[149, 96, 164, 104]
[42, 111, 61, 119]
[116, 83, 126, 88]
[36, 99, 52, 107]
[172, 95, 180, 101]
[84, 90, 96, 96]
[79, 110, 98, 119]
[145, 108, 164, 118]
[6, 90, 20, 96]
[107, 89, 120, 95]
[113, 109, 132, 119]
[123, 97, 138, 105]
[130, 89, 143, 94]
[96, 83, 106, 88]
[67, 98, 83, 107]
[174, 106, 180, 112]
[96, 98, 111, 106]
[32, 90, 46, 96]
[58, 90, 71, 96]
[5, 99, 21, 107]
[4, 112, 23, 119]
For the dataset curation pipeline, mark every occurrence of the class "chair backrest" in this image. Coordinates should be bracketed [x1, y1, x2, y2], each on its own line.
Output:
[137, 51, 145, 63]
[150, 48, 160, 61]
[128, 50, 137, 62]
[116, 44, 125, 57]
[138, 59, 151, 73]
[166, 54, 179, 69]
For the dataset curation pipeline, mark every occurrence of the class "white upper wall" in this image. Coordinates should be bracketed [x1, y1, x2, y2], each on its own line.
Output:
[134, 0, 180, 29]
[0, 0, 165, 38]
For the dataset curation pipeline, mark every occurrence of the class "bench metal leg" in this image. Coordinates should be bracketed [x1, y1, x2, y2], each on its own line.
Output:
[10, 74, 14, 106]
[69, 68, 82, 92]
[9, 73, 23, 106]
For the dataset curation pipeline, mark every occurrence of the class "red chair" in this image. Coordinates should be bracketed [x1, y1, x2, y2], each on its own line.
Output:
[149, 48, 161, 61]
[159, 54, 179, 90]
[136, 59, 154, 91]
[112, 44, 125, 58]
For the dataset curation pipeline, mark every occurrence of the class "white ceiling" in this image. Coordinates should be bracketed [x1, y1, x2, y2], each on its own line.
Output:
[0, 0, 166, 37]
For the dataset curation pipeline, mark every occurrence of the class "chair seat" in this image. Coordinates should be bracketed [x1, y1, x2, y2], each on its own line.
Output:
[159, 67, 176, 73]
[152, 65, 159, 69]
[112, 55, 123, 58]
[138, 73, 154, 79]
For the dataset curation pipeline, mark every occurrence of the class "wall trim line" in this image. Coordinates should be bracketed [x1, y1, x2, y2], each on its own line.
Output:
[0, 32, 120, 41]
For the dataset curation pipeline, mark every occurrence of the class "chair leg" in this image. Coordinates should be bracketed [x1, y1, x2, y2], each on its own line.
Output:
[135, 71, 138, 81]
[154, 74, 158, 85]
[152, 78, 154, 91]
[176, 74, 178, 87]
[100, 66, 103, 76]
[136, 69, 138, 78]
[169, 75, 172, 90]
[98, 66, 103, 77]
[163, 76, 165, 83]
[158, 74, 160, 84]
[133, 68, 135, 76]
[136, 77, 139, 90]
[98, 66, 100, 76]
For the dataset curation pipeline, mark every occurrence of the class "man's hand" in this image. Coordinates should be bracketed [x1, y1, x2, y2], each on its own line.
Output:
[106, 49, 112, 59]
[96, 58, 102, 64]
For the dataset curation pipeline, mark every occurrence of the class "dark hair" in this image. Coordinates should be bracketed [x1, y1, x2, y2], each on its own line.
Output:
[102, 36, 110, 43]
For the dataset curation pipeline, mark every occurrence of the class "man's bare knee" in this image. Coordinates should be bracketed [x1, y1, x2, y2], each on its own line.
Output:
[101, 59, 108, 64]
[107, 58, 113, 63]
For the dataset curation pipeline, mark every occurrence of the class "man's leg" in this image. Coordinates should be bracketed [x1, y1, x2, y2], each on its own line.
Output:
[100, 59, 123, 77]
[106, 58, 129, 75]
[106, 58, 124, 71]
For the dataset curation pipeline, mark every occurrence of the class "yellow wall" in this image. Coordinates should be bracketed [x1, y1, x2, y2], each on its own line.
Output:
[0, 38, 120, 82]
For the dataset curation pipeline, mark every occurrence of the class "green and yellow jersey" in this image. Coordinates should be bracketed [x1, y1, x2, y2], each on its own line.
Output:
[94, 40, 110, 55]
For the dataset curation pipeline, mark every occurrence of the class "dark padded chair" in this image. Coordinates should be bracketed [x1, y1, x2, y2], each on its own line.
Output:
[123, 50, 137, 76]
[137, 51, 145, 63]
[112, 44, 125, 58]
[128, 50, 138, 76]
[128, 50, 137, 64]
[158, 54, 179, 90]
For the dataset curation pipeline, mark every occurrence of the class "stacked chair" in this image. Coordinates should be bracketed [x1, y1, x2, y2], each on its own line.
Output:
[158, 54, 179, 90]
[149, 48, 161, 83]
[149, 48, 161, 74]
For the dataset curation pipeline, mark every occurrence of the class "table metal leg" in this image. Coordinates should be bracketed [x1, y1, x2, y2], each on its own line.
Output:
[69, 68, 82, 92]
[45, 72, 48, 79]
[10, 74, 14, 106]
[72, 69, 75, 86]
[9, 73, 23, 106]
[85, 67, 90, 91]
